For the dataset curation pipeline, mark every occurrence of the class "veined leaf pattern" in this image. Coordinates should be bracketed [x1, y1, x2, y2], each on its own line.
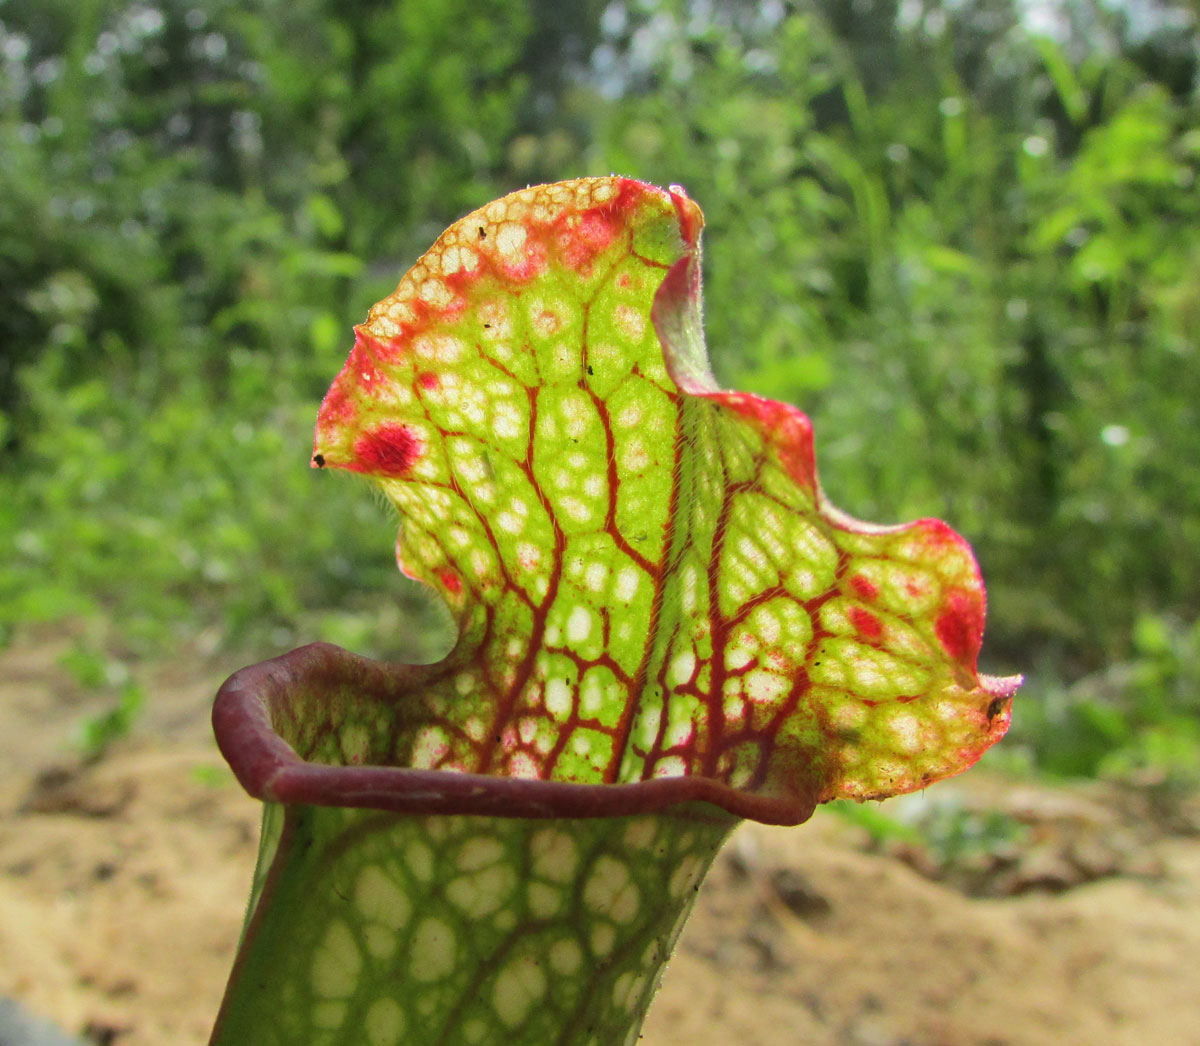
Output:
[312, 177, 1018, 806]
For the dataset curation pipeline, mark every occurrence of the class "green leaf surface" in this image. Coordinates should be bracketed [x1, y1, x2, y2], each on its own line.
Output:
[213, 802, 732, 1045]
[311, 177, 1018, 806]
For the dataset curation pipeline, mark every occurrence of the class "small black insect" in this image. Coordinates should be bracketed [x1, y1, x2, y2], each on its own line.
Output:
[587, 365, 594, 376]
[477, 226, 487, 239]
[313, 453, 326, 468]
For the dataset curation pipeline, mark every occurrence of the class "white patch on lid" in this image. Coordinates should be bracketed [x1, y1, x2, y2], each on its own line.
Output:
[560, 495, 592, 523]
[621, 437, 650, 472]
[744, 668, 789, 705]
[584, 561, 608, 592]
[830, 701, 866, 731]
[666, 717, 692, 748]
[617, 403, 643, 428]
[652, 754, 687, 777]
[667, 649, 696, 688]
[508, 751, 540, 778]
[559, 397, 590, 440]
[493, 403, 521, 440]
[614, 304, 646, 342]
[454, 455, 485, 483]
[461, 399, 486, 427]
[545, 677, 572, 718]
[494, 221, 527, 259]
[738, 536, 767, 569]
[724, 645, 754, 672]
[411, 725, 449, 769]
[890, 711, 922, 752]
[723, 693, 745, 722]
[581, 673, 604, 714]
[496, 511, 523, 535]
[441, 245, 476, 276]
[566, 605, 593, 644]
[756, 608, 781, 643]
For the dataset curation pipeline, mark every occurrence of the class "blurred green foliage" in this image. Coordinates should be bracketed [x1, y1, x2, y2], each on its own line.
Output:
[829, 792, 1027, 876]
[2, 0, 1197, 778]
[77, 679, 146, 761]
[1013, 613, 1200, 787]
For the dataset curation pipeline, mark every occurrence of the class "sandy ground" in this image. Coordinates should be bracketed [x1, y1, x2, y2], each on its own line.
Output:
[1, 631, 1198, 1045]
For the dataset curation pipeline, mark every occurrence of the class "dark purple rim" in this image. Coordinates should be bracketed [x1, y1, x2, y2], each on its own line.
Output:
[213, 643, 819, 826]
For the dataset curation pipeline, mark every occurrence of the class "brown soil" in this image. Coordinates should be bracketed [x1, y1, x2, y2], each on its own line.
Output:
[1, 632, 1198, 1045]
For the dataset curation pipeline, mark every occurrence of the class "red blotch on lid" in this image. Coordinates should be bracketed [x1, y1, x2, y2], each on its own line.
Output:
[556, 208, 619, 272]
[667, 183, 703, 247]
[851, 575, 879, 601]
[935, 588, 984, 668]
[417, 371, 440, 390]
[919, 518, 960, 551]
[352, 422, 422, 477]
[710, 393, 816, 489]
[500, 236, 548, 283]
[582, 207, 617, 241]
[440, 570, 462, 595]
[849, 606, 883, 642]
[355, 327, 406, 366]
[441, 267, 477, 309]
[767, 650, 793, 672]
[316, 376, 356, 429]
[613, 178, 649, 205]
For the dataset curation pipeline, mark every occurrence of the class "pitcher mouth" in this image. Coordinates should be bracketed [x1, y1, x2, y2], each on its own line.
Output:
[213, 642, 820, 826]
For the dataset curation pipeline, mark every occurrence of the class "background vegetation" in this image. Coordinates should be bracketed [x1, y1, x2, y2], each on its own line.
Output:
[2, 0, 1197, 785]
